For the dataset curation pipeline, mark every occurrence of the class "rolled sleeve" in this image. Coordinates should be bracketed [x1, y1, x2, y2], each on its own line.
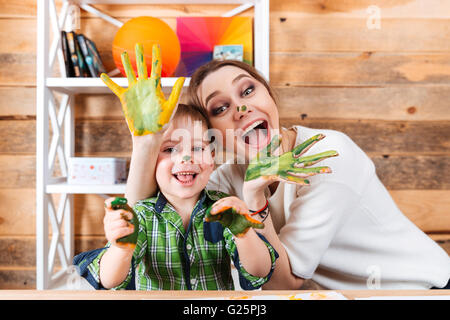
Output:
[224, 230, 278, 290]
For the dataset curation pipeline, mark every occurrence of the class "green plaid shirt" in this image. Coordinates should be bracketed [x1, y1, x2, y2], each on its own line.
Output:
[85, 189, 278, 290]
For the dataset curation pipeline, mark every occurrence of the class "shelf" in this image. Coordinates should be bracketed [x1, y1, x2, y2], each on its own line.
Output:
[46, 77, 191, 94]
[46, 182, 126, 194]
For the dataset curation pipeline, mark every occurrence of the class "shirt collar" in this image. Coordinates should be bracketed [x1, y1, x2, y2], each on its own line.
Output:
[154, 189, 210, 215]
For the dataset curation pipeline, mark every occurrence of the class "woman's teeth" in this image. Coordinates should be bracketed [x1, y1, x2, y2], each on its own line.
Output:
[242, 120, 268, 146]
[242, 120, 264, 137]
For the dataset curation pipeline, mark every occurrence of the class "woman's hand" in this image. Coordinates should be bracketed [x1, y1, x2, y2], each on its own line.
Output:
[205, 196, 264, 237]
[243, 133, 338, 210]
[245, 133, 338, 184]
[100, 43, 185, 136]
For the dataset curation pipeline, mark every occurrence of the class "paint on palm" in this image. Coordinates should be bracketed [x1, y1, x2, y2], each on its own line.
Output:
[101, 43, 185, 136]
[245, 134, 339, 184]
[205, 205, 264, 237]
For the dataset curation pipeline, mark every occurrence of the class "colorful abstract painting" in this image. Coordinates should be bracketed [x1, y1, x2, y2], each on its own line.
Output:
[175, 17, 253, 77]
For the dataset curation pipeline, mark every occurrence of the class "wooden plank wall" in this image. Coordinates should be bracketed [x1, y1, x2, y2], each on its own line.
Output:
[0, 0, 449, 288]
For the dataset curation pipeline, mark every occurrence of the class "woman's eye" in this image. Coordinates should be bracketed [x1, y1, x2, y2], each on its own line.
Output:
[163, 147, 177, 153]
[212, 104, 229, 116]
[242, 85, 254, 97]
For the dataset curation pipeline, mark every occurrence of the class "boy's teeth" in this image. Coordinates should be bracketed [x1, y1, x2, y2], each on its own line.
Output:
[242, 120, 264, 137]
[175, 172, 196, 182]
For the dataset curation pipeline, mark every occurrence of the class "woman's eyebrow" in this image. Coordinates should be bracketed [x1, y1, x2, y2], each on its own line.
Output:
[232, 73, 251, 84]
[204, 74, 252, 107]
[205, 91, 220, 108]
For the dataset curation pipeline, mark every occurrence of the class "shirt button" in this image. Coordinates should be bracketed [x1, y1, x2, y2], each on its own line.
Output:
[186, 244, 192, 250]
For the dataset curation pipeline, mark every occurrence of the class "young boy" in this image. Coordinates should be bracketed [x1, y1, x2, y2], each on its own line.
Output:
[74, 104, 278, 290]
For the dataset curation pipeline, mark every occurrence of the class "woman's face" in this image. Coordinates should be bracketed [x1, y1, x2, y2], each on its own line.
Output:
[197, 66, 280, 160]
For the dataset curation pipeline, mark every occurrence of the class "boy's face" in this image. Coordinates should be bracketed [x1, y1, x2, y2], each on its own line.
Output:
[156, 116, 215, 201]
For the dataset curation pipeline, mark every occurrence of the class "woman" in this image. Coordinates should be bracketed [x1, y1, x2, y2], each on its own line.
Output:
[124, 56, 450, 290]
[181, 59, 449, 290]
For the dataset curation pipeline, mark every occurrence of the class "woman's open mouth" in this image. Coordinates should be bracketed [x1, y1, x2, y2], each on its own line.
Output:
[173, 171, 198, 185]
[241, 119, 270, 148]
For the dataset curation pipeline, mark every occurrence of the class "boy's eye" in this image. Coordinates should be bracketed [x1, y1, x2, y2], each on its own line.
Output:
[211, 103, 229, 116]
[192, 146, 204, 152]
[242, 85, 254, 97]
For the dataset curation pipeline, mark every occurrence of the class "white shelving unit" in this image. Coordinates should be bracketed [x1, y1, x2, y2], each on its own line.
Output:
[36, 0, 269, 289]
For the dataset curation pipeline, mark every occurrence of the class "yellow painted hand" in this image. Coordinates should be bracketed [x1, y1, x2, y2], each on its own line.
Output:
[100, 43, 185, 136]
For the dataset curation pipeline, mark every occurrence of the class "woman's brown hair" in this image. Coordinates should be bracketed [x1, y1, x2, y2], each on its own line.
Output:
[186, 59, 278, 110]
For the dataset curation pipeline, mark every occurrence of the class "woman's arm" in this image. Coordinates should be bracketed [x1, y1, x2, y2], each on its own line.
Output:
[125, 134, 163, 206]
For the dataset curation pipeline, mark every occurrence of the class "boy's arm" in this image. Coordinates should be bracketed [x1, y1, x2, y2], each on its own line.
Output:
[234, 228, 272, 277]
[125, 134, 162, 207]
[99, 246, 134, 289]
[207, 196, 278, 289]
[100, 43, 184, 207]
[97, 199, 146, 289]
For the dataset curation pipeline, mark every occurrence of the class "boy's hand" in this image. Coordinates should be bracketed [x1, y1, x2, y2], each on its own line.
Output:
[205, 196, 264, 237]
[104, 197, 139, 250]
[245, 134, 339, 185]
[100, 43, 185, 136]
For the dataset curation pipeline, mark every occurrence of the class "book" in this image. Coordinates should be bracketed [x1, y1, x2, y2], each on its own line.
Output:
[61, 31, 74, 77]
[65, 31, 81, 77]
[85, 37, 106, 75]
[76, 34, 97, 77]
[72, 31, 89, 77]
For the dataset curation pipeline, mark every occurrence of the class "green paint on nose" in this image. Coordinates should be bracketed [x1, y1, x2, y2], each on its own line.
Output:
[241, 105, 247, 111]
[182, 155, 191, 161]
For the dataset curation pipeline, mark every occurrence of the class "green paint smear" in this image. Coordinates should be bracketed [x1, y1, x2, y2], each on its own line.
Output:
[123, 79, 162, 134]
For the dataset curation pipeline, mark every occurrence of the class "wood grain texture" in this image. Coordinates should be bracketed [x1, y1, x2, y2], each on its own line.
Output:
[274, 85, 450, 121]
[0, 236, 106, 267]
[270, 16, 450, 52]
[3, 52, 450, 86]
[280, 119, 450, 154]
[270, 52, 450, 86]
[2, 85, 450, 121]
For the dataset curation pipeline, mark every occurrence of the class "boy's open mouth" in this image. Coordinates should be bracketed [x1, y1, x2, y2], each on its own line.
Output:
[173, 171, 198, 184]
[241, 119, 269, 147]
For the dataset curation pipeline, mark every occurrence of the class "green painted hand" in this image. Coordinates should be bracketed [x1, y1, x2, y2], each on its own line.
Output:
[245, 134, 339, 185]
[100, 43, 185, 136]
[205, 197, 264, 237]
[110, 197, 139, 248]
